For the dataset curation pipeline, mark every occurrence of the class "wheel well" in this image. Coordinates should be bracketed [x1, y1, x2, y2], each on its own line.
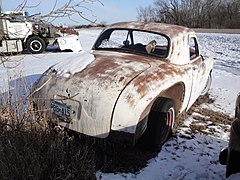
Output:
[135, 82, 185, 144]
[157, 82, 185, 115]
[136, 97, 176, 151]
[23, 35, 35, 48]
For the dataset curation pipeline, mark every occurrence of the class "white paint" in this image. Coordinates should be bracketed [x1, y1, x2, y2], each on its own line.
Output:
[56, 35, 83, 52]
[0, 29, 240, 179]
[53, 51, 95, 78]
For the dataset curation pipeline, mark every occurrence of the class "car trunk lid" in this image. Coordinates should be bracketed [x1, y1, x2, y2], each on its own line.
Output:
[47, 50, 152, 138]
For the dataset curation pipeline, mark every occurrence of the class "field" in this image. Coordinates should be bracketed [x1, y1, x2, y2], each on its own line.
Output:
[194, 28, 240, 34]
[0, 29, 240, 179]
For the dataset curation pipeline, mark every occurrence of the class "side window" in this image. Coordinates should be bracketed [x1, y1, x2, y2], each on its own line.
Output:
[132, 31, 168, 47]
[132, 31, 169, 57]
[189, 37, 199, 60]
[99, 30, 129, 48]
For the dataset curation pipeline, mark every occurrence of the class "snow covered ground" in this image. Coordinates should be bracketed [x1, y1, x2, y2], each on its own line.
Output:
[0, 29, 240, 179]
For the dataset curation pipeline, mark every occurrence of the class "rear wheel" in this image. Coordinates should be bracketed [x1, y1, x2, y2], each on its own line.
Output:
[26, 36, 46, 54]
[139, 98, 175, 152]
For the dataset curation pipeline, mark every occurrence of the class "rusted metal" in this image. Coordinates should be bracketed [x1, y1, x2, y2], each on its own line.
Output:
[56, 26, 79, 36]
[108, 22, 194, 38]
[32, 22, 213, 145]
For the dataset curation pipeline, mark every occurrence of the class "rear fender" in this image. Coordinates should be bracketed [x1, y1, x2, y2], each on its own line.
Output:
[111, 81, 186, 140]
[134, 83, 185, 143]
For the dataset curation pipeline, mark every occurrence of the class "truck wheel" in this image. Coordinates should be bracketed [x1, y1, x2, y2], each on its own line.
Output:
[139, 98, 175, 152]
[27, 36, 46, 54]
[201, 73, 212, 96]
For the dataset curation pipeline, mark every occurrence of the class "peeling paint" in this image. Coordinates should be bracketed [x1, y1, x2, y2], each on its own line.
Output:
[32, 22, 213, 144]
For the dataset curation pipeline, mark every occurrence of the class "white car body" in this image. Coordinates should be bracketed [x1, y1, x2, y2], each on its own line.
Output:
[32, 22, 213, 147]
[56, 35, 83, 52]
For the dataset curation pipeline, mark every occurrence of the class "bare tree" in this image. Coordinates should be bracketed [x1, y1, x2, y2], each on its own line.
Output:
[137, 0, 240, 28]
[137, 5, 156, 22]
[0, 0, 103, 65]
[14, 0, 104, 24]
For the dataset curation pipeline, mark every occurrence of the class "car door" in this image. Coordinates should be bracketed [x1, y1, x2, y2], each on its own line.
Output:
[187, 35, 207, 108]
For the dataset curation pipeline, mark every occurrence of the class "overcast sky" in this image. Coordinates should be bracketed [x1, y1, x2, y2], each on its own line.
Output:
[2, 0, 154, 25]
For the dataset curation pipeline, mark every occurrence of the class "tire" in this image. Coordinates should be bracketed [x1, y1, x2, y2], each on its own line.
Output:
[235, 94, 240, 118]
[26, 36, 46, 54]
[219, 147, 228, 165]
[139, 98, 175, 152]
[201, 73, 212, 96]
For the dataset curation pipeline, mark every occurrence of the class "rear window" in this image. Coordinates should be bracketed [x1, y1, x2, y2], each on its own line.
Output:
[94, 28, 169, 58]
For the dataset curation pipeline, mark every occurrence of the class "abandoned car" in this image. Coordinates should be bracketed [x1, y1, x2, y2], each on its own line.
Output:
[219, 93, 240, 177]
[31, 22, 213, 151]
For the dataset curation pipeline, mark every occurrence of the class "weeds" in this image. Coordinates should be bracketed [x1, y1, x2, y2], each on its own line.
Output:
[0, 73, 96, 180]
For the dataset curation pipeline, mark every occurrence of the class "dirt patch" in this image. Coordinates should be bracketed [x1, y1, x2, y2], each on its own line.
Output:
[98, 95, 234, 173]
[97, 144, 158, 174]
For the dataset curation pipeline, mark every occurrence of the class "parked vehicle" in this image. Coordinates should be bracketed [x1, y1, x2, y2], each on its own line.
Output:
[0, 11, 56, 53]
[31, 22, 214, 151]
[54, 34, 82, 53]
[219, 93, 240, 177]
[0, 11, 82, 54]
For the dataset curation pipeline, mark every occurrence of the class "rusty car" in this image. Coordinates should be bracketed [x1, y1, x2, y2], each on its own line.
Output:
[31, 22, 214, 151]
[219, 93, 240, 178]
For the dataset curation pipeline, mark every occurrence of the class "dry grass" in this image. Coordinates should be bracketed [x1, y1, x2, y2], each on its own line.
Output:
[0, 65, 235, 177]
[0, 76, 96, 180]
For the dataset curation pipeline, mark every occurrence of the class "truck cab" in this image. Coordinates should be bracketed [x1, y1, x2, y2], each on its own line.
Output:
[0, 11, 56, 53]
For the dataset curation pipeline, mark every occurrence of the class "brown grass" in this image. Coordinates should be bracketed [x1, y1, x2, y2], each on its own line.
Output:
[0, 70, 234, 177]
[0, 109, 96, 180]
[0, 75, 96, 180]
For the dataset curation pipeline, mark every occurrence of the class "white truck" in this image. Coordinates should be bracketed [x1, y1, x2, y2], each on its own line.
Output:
[0, 11, 57, 54]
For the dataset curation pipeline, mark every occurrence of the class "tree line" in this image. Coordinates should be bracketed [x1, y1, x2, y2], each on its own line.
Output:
[137, 0, 240, 28]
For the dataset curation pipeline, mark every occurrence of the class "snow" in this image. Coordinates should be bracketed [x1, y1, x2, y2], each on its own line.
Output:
[97, 135, 228, 180]
[209, 69, 240, 116]
[53, 51, 95, 78]
[0, 29, 240, 179]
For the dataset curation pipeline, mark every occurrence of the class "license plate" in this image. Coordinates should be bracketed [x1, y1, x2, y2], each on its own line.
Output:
[50, 99, 72, 119]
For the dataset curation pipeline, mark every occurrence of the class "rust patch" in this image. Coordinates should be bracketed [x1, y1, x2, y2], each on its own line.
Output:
[108, 22, 195, 40]
[119, 77, 124, 82]
[74, 51, 152, 88]
[158, 63, 185, 76]
[75, 55, 119, 79]
[127, 61, 189, 110]
[56, 26, 79, 35]
[171, 43, 175, 56]
[159, 83, 185, 114]
[127, 94, 135, 107]
[192, 57, 206, 76]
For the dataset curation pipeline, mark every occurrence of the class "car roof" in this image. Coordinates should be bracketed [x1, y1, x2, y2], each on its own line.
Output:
[106, 21, 195, 38]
